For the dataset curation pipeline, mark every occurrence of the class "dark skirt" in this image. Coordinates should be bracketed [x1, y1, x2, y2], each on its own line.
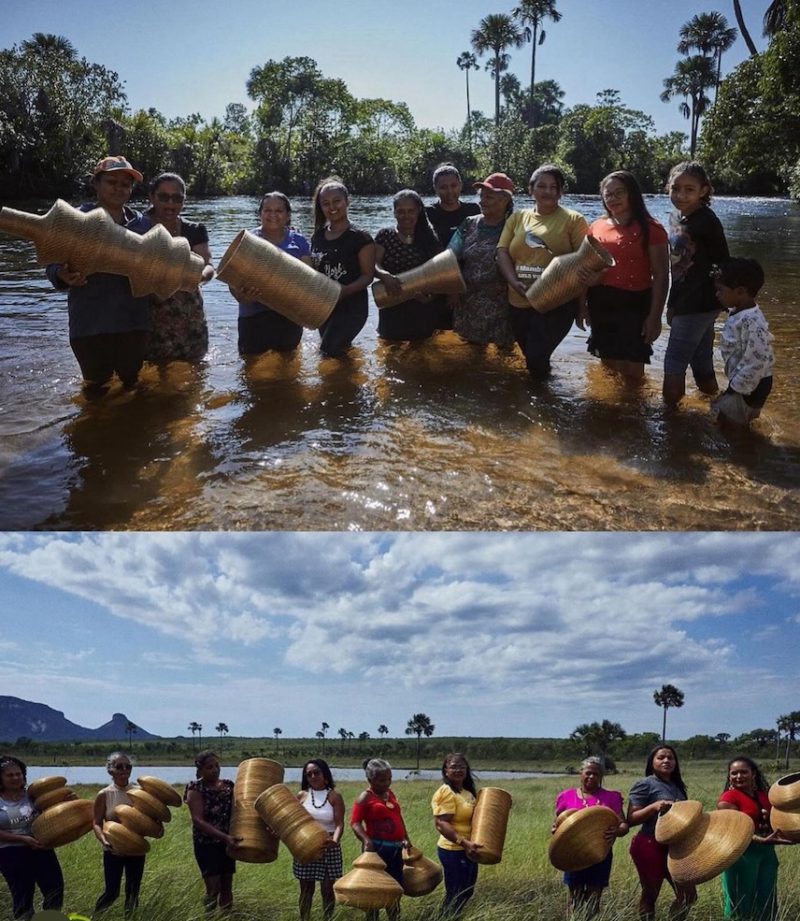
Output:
[193, 840, 236, 878]
[563, 850, 613, 889]
[238, 309, 303, 355]
[587, 285, 653, 363]
[377, 298, 437, 342]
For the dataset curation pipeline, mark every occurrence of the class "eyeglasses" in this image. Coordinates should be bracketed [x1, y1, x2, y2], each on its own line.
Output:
[602, 189, 628, 200]
[305, 769, 322, 777]
[155, 192, 185, 204]
[112, 764, 132, 772]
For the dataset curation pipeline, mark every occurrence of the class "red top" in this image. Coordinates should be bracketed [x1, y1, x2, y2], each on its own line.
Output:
[350, 789, 407, 841]
[590, 216, 668, 291]
[719, 788, 771, 829]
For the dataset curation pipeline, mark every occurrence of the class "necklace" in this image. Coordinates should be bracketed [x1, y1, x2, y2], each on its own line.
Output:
[577, 787, 598, 807]
[309, 788, 330, 809]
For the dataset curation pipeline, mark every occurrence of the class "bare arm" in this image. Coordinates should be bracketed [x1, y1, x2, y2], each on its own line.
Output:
[434, 812, 482, 858]
[330, 790, 345, 845]
[643, 241, 669, 344]
[186, 788, 240, 848]
[93, 791, 110, 847]
[373, 244, 403, 295]
[495, 247, 528, 298]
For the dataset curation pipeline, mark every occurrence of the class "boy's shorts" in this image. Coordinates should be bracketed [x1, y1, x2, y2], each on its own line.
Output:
[712, 376, 773, 425]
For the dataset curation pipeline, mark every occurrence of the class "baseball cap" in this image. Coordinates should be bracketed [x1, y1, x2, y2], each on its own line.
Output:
[473, 172, 515, 195]
[93, 155, 143, 183]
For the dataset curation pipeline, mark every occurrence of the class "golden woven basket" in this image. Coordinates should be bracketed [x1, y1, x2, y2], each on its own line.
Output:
[127, 788, 171, 824]
[667, 809, 754, 886]
[525, 234, 615, 314]
[31, 799, 94, 848]
[226, 759, 284, 863]
[103, 820, 150, 857]
[114, 803, 164, 839]
[372, 249, 466, 309]
[254, 784, 329, 864]
[401, 846, 443, 897]
[470, 787, 513, 864]
[655, 801, 704, 844]
[769, 772, 800, 810]
[217, 230, 339, 329]
[334, 851, 404, 909]
[136, 775, 182, 808]
[549, 806, 620, 872]
[767, 806, 800, 842]
[33, 786, 74, 812]
[27, 776, 67, 800]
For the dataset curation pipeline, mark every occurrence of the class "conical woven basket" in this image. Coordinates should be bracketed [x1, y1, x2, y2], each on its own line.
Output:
[254, 784, 329, 864]
[334, 851, 404, 909]
[217, 230, 339, 329]
[27, 776, 67, 801]
[127, 788, 171, 824]
[114, 803, 164, 839]
[768, 806, 800, 842]
[103, 820, 150, 857]
[548, 806, 620, 872]
[136, 775, 182, 808]
[31, 799, 94, 848]
[667, 809, 754, 886]
[655, 801, 704, 844]
[372, 249, 467, 309]
[0, 199, 205, 299]
[470, 787, 513, 864]
[401, 846, 443, 897]
[769, 772, 800, 810]
[525, 234, 615, 314]
[33, 786, 74, 812]
[227, 759, 284, 863]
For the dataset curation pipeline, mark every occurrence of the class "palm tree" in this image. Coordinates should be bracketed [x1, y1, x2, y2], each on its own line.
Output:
[215, 722, 229, 746]
[653, 684, 685, 740]
[660, 55, 716, 156]
[777, 712, 800, 768]
[405, 713, 435, 771]
[763, 0, 788, 37]
[21, 33, 78, 58]
[378, 724, 389, 739]
[273, 727, 282, 754]
[456, 51, 480, 150]
[188, 721, 202, 751]
[677, 12, 738, 104]
[338, 727, 348, 750]
[512, 0, 562, 127]
[470, 13, 525, 127]
[732, 0, 758, 54]
[358, 731, 370, 743]
[315, 729, 325, 754]
[715, 732, 731, 744]
[570, 720, 626, 770]
[125, 721, 138, 749]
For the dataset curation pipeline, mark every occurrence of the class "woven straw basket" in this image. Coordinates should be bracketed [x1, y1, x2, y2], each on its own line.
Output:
[334, 851, 404, 909]
[114, 803, 164, 839]
[227, 759, 284, 863]
[372, 249, 467, 309]
[769, 772, 800, 810]
[103, 820, 150, 857]
[470, 787, 513, 864]
[254, 783, 329, 864]
[549, 806, 620, 872]
[31, 799, 93, 848]
[401, 846, 443, 897]
[34, 786, 74, 812]
[525, 234, 615, 314]
[655, 800, 704, 844]
[217, 230, 339, 329]
[27, 776, 67, 801]
[667, 809, 753, 885]
[769, 806, 800, 842]
[0, 200, 205, 299]
[127, 788, 171, 824]
[137, 775, 182, 808]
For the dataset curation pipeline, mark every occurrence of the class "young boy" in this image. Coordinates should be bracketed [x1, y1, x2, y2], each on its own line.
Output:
[712, 257, 775, 427]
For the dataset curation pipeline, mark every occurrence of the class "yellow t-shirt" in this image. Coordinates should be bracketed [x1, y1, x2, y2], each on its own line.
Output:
[498, 206, 589, 307]
[431, 783, 476, 851]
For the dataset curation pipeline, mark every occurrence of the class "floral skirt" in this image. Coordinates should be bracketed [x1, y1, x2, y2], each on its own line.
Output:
[146, 288, 208, 362]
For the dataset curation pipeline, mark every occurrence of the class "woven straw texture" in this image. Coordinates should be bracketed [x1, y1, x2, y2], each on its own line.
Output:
[470, 787, 513, 865]
[401, 846, 443, 897]
[769, 772, 800, 810]
[103, 820, 150, 856]
[33, 787, 75, 812]
[31, 799, 93, 848]
[227, 759, 284, 863]
[254, 784, 329, 864]
[217, 230, 339, 329]
[655, 800, 704, 844]
[0, 200, 205, 299]
[769, 806, 800, 842]
[667, 809, 753, 885]
[127, 788, 171, 824]
[114, 803, 164, 839]
[137, 775, 182, 808]
[27, 776, 67, 801]
[526, 234, 615, 314]
[372, 249, 467, 309]
[334, 851, 404, 909]
[554, 808, 578, 828]
[549, 806, 619, 872]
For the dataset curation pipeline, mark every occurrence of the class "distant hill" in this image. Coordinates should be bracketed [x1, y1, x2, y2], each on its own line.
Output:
[0, 696, 159, 742]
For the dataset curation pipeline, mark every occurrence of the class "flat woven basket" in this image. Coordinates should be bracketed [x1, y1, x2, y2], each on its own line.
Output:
[114, 803, 164, 839]
[31, 799, 94, 848]
[27, 776, 67, 801]
[470, 787, 513, 864]
[104, 820, 150, 856]
[33, 786, 74, 812]
[137, 775, 182, 808]
[667, 809, 753, 885]
[548, 805, 619, 871]
[127, 788, 171, 824]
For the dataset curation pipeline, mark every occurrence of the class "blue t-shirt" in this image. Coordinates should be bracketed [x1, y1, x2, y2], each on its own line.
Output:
[628, 775, 687, 836]
[237, 227, 311, 318]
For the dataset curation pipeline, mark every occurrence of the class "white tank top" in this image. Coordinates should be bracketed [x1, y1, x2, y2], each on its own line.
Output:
[101, 782, 139, 819]
[301, 788, 336, 834]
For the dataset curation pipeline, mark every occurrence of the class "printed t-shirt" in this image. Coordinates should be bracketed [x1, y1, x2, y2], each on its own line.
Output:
[590, 217, 668, 291]
[431, 784, 476, 851]
[184, 778, 235, 844]
[350, 789, 406, 842]
[498, 207, 589, 308]
[667, 205, 729, 315]
[0, 794, 35, 846]
[720, 304, 775, 396]
[426, 201, 481, 247]
[310, 226, 373, 312]
[628, 775, 686, 837]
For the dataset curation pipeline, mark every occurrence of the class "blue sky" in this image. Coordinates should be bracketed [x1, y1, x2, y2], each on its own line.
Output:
[3, 0, 768, 141]
[0, 532, 797, 741]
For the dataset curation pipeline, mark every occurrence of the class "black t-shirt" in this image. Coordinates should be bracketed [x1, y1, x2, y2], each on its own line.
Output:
[425, 201, 481, 246]
[667, 206, 729, 315]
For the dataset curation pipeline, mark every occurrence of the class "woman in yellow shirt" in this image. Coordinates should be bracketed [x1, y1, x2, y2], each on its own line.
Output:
[431, 753, 483, 917]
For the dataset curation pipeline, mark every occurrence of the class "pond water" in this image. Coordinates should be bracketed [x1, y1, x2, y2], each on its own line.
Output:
[1, 194, 798, 531]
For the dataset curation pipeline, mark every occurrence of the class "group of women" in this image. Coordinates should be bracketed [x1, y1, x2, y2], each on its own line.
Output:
[3, 745, 790, 921]
[48, 155, 724, 413]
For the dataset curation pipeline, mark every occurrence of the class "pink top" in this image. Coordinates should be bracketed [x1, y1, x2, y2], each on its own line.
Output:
[590, 216, 668, 291]
[555, 786, 624, 817]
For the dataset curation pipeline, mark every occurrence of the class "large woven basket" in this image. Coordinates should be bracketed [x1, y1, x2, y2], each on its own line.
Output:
[334, 851, 404, 909]
[372, 249, 466, 309]
[525, 234, 614, 314]
[655, 801, 704, 844]
[470, 787, 513, 864]
[127, 788, 171, 824]
[227, 759, 284, 863]
[549, 806, 619, 871]
[31, 799, 94, 848]
[34, 786, 74, 812]
[667, 809, 753, 885]
[254, 784, 329, 864]
[401, 846, 443, 897]
[114, 803, 164, 839]
[769, 772, 800, 810]
[103, 820, 150, 856]
[0, 199, 205, 299]
[217, 230, 339, 329]
[27, 776, 67, 801]
[768, 806, 800, 842]
[137, 775, 182, 808]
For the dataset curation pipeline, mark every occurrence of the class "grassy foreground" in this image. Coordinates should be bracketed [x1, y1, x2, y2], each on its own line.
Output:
[3, 765, 798, 921]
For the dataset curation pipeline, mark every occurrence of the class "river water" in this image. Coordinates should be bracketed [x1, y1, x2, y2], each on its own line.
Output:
[1, 194, 798, 531]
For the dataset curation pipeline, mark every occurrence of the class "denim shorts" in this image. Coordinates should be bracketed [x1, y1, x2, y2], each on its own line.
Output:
[663, 310, 718, 378]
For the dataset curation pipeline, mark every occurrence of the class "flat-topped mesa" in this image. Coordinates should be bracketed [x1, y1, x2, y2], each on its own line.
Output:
[0, 199, 205, 300]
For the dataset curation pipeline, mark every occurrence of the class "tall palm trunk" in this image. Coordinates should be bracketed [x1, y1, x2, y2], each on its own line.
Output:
[529, 22, 539, 128]
[465, 71, 472, 150]
[732, 0, 758, 55]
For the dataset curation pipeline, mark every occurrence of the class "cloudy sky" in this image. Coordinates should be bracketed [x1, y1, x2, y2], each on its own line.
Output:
[0, 532, 796, 742]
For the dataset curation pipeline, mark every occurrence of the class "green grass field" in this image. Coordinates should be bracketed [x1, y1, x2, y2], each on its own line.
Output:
[4, 764, 799, 920]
